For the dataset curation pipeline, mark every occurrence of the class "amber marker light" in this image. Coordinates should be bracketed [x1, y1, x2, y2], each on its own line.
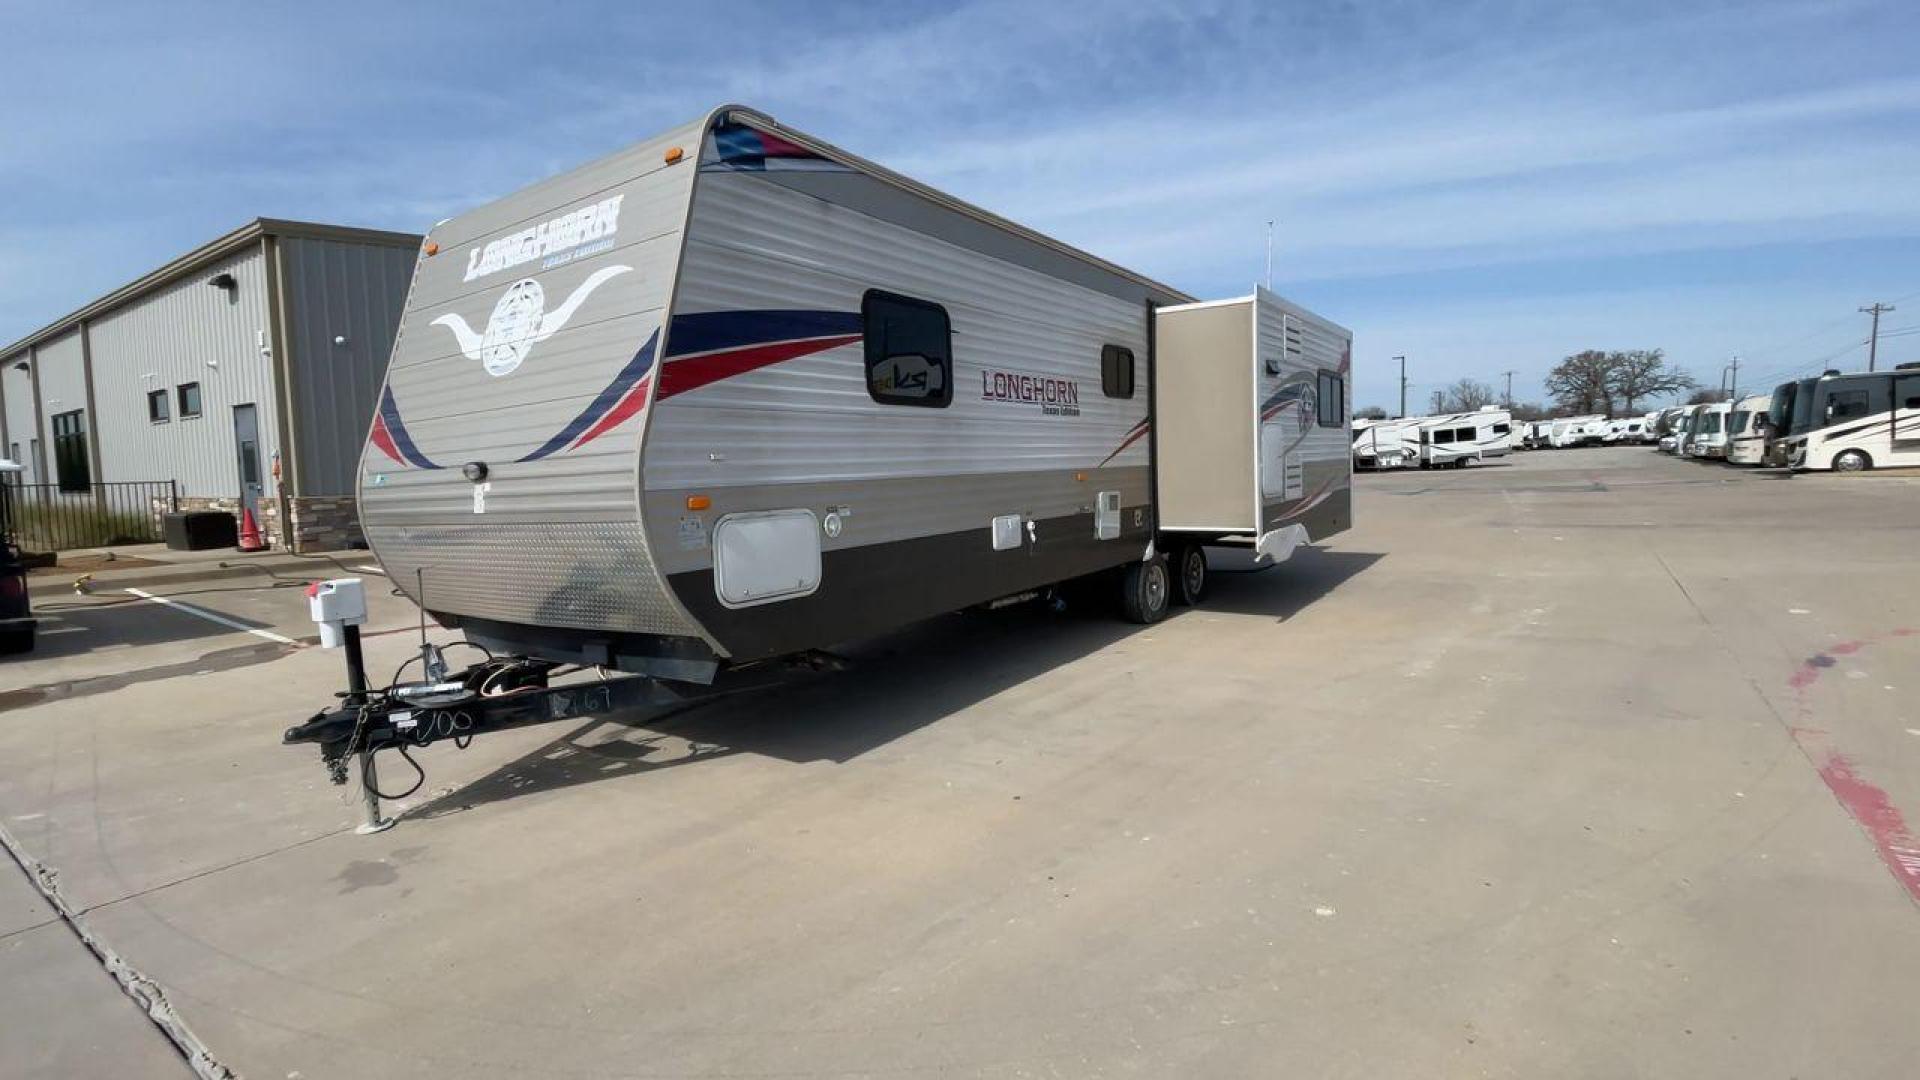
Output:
[1074, 471, 1087, 482]
[423, 241, 439, 256]
[665, 146, 685, 164]
[685, 495, 711, 511]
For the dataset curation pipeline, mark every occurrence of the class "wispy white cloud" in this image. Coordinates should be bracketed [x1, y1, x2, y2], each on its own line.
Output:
[1, 0, 1916, 404]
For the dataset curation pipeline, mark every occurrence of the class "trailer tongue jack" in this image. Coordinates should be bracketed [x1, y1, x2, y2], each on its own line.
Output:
[287, 578, 832, 834]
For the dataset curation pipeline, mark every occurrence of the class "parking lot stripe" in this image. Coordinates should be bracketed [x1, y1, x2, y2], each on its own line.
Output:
[351, 564, 386, 575]
[122, 588, 301, 646]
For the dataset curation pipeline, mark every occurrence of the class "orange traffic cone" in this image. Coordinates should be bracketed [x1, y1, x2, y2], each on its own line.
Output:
[237, 507, 267, 552]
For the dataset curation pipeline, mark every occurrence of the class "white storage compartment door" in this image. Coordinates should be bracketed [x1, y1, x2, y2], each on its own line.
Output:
[712, 509, 822, 609]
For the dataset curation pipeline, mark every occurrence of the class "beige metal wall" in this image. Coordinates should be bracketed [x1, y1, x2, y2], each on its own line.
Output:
[1154, 300, 1254, 530]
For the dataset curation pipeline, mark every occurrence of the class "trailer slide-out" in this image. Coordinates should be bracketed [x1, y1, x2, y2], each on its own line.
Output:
[289, 105, 1353, 823]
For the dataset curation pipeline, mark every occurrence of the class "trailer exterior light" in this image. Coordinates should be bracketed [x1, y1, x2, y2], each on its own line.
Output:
[462, 461, 489, 483]
[686, 495, 711, 511]
[665, 146, 685, 164]
[423, 241, 439, 256]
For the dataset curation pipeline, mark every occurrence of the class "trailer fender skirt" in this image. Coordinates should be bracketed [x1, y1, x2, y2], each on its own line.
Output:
[1254, 524, 1309, 565]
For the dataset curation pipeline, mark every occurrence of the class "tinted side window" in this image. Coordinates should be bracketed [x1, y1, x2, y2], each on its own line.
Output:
[1101, 344, 1134, 399]
[1896, 375, 1920, 411]
[1316, 372, 1344, 427]
[862, 291, 951, 408]
[1433, 428, 1456, 444]
[1829, 390, 1870, 420]
[1492, 422, 1511, 435]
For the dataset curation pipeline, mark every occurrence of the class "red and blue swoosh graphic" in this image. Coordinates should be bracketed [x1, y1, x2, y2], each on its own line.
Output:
[371, 310, 861, 470]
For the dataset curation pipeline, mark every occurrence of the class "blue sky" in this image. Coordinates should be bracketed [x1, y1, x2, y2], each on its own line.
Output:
[4, 0, 1918, 410]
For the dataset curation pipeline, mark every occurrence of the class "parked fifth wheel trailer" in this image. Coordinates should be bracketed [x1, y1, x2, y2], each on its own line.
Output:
[354, 105, 1351, 680]
[1352, 416, 1419, 469]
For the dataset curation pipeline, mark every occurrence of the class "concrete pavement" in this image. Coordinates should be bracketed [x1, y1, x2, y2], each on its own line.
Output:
[1, 447, 1916, 1078]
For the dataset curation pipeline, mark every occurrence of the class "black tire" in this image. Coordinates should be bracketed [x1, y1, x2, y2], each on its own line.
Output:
[1120, 556, 1171, 625]
[1833, 449, 1872, 473]
[1172, 544, 1207, 607]
[0, 629, 33, 655]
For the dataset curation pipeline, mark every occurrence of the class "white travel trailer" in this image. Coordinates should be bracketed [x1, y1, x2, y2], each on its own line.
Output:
[1781, 365, 1920, 472]
[1417, 409, 1511, 467]
[1548, 414, 1607, 448]
[356, 105, 1354, 681]
[1687, 401, 1733, 459]
[1352, 417, 1420, 469]
[1601, 416, 1649, 444]
[1726, 392, 1772, 465]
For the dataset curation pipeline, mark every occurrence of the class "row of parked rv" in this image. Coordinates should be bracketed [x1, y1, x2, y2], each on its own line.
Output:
[1353, 363, 1916, 473]
[1350, 407, 1649, 469]
[1645, 365, 1919, 470]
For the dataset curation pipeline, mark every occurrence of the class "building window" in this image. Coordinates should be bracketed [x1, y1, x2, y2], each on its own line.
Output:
[147, 389, 170, 424]
[1101, 344, 1135, 399]
[1316, 371, 1345, 427]
[178, 381, 203, 419]
[862, 290, 952, 408]
[51, 409, 90, 492]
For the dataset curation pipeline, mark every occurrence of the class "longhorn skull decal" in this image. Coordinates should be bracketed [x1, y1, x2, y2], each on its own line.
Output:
[431, 265, 632, 377]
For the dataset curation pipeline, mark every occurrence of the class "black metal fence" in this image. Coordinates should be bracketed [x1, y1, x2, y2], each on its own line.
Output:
[0, 479, 178, 551]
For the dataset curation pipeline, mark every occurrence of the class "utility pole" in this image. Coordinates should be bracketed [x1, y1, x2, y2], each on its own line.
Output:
[1721, 355, 1740, 400]
[1430, 389, 1444, 414]
[1860, 302, 1894, 371]
[1501, 370, 1514, 405]
[1264, 221, 1274, 290]
[1394, 355, 1407, 417]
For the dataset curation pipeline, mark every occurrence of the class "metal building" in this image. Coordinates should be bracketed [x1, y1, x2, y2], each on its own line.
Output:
[0, 219, 421, 550]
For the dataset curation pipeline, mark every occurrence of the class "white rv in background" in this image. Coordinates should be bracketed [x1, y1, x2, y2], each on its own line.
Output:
[1602, 416, 1649, 444]
[1781, 365, 1920, 472]
[1687, 402, 1733, 458]
[1417, 409, 1511, 467]
[1726, 392, 1772, 465]
[1352, 417, 1420, 469]
[1547, 414, 1607, 447]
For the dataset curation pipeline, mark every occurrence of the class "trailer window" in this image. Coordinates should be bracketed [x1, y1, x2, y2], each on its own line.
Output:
[1432, 428, 1456, 444]
[1101, 344, 1134, 399]
[1316, 371, 1344, 427]
[1897, 375, 1920, 411]
[862, 291, 951, 408]
[1492, 422, 1510, 435]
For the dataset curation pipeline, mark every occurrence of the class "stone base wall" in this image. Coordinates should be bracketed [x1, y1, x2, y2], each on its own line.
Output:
[149, 495, 363, 553]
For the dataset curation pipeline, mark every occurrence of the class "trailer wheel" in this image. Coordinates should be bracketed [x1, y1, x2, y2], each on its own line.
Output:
[1172, 544, 1207, 607]
[1120, 556, 1170, 624]
[1833, 449, 1872, 472]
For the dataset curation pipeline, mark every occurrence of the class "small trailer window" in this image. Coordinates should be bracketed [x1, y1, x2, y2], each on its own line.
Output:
[1432, 428, 1456, 444]
[1492, 422, 1510, 435]
[1827, 389, 1870, 420]
[1316, 371, 1344, 427]
[862, 290, 952, 408]
[1101, 344, 1134, 399]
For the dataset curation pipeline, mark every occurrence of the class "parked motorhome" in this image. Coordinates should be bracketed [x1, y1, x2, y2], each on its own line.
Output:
[1777, 365, 1920, 472]
[1687, 402, 1733, 459]
[1352, 417, 1419, 469]
[1726, 392, 1772, 465]
[1762, 377, 1817, 465]
[1661, 405, 1702, 454]
[1417, 408, 1511, 467]
[357, 105, 1353, 682]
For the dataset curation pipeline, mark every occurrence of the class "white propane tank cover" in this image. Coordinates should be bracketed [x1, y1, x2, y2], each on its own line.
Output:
[307, 579, 368, 649]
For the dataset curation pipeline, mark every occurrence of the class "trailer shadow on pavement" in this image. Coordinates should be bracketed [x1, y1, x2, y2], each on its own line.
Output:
[402, 544, 1384, 820]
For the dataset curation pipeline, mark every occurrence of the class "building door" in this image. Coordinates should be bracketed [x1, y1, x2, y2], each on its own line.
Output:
[232, 404, 263, 516]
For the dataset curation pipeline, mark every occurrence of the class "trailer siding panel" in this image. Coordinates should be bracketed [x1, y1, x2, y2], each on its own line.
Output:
[281, 236, 419, 496]
[85, 248, 276, 496]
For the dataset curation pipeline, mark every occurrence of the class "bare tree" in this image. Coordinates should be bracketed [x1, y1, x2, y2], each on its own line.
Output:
[1354, 405, 1388, 420]
[1508, 401, 1551, 422]
[1438, 378, 1498, 412]
[1687, 387, 1730, 405]
[1545, 350, 1619, 415]
[1608, 349, 1695, 411]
